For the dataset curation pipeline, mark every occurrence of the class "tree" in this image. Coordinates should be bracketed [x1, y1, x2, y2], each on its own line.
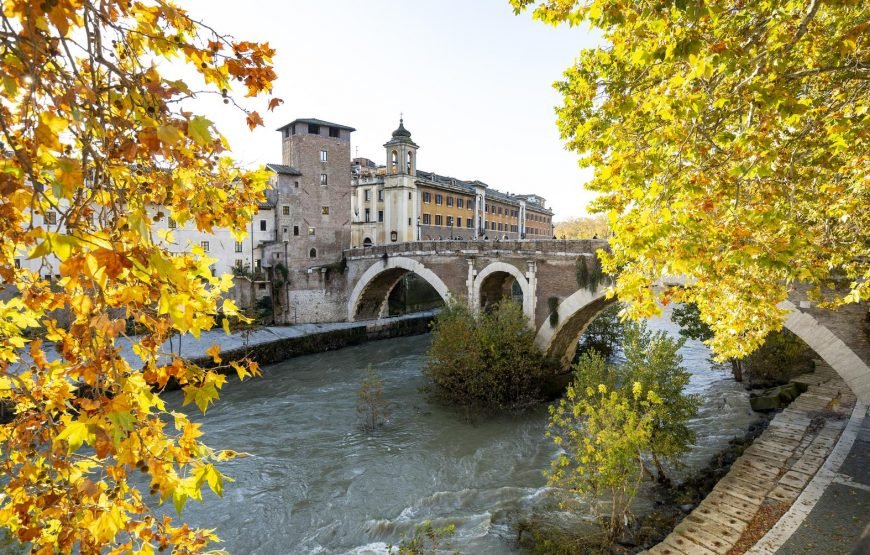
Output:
[358, 365, 388, 432]
[576, 302, 624, 359]
[672, 302, 744, 382]
[618, 322, 700, 482]
[547, 377, 660, 546]
[511, 0, 869, 361]
[424, 301, 548, 411]
[0, 3, 279, 552]
[554, 214, 609, 239]
[547, 322, 699, 544]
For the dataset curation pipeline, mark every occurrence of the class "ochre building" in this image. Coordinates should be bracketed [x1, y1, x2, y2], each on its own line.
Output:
[350, 120, 554, 248]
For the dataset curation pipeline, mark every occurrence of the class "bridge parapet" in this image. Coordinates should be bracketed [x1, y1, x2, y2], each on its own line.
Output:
[344, 239, 609, 260]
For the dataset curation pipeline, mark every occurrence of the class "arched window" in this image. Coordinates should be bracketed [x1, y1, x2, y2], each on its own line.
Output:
[407, 152, 413, 174]
[391, 150, 398, 174]
[309, 248, 317, 258]
[363, 237, 373, 247]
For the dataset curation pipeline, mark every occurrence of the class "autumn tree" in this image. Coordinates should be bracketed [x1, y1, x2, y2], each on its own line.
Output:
[554, 214, 608, 239]
[547, 322, 699, 544]
[511, 0, 869, 360]
[0, 2, 280, 552]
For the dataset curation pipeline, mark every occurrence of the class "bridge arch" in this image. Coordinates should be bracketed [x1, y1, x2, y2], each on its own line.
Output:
[536, 293, 869, 404]
[348, 257, 451, 321]
[535, 286, 615, 366]
[473, 261, 533, 320]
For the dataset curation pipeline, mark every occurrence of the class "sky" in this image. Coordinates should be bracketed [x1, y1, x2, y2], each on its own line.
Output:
[184, 0, 604, 221]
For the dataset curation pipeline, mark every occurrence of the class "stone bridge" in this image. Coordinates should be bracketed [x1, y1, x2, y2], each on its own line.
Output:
[345, 239, 617, 365]
[342, 240, 870, 405]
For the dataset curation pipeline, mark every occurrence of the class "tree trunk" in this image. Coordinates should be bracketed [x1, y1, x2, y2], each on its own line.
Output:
[730, 358, 744, 382]
[652, 453, 671, 486]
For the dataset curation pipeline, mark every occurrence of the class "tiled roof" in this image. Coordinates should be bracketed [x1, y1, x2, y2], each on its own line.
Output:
[415, 170, 552, 213]
[266, 163, 302, 176]
[276, 118, 356, 132]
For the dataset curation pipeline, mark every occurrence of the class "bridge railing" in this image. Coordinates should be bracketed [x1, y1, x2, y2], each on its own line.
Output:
[344, 239, 609, 259]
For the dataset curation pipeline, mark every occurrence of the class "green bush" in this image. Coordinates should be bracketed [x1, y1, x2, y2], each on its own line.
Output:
[547, 321, 699, 545]
[424, 301, 548, 411]
[576, 302, 624, 359]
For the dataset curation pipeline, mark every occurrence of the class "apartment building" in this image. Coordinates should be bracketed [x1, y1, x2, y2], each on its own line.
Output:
[350, 119, 554, 247]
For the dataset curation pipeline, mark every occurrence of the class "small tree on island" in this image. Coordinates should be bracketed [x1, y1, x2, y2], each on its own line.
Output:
[547, 321, 699, 546]
[424, 301, 548, 411]
[358, 365, 389, 432]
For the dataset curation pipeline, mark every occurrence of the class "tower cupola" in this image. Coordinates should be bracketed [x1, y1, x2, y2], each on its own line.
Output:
[384, 116, 418, 176]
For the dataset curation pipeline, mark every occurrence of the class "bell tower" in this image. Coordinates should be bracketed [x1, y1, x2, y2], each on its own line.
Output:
[381, 117, 420, 243]
[384, 117, 418, 177]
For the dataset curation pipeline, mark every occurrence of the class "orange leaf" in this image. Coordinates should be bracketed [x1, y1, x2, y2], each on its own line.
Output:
[267, 98, 284, 111]
[206, 343, 221, 364]
[245, 111, 264, 130]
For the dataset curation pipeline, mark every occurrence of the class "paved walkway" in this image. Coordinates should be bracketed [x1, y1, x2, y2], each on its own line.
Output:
[648, 301, 870, 555]
[772, 406, 870, 554]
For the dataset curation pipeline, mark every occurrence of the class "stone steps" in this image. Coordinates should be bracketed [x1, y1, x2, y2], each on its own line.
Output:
[643, 367, 856, 555]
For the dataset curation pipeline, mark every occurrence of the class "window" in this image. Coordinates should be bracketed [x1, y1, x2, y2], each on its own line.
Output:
[282, 206, 290, 216]
[407, 152, 413, 174]
[435, 215, 442, 226]
[321, 206, 329, 215]
[329, 127, 340, 138]
[447, 196, 454, 207]
[364, 208, 370, 222]
[467, 218, 473, 228]
[45, 211, 56, 225]
[422, 213, 431, 225]
[391, 150, 398, 173]
[308, 227, 315, 236]
[168, 218, 177, 229]
[423, 192, 431, 203]
[320, 174, 328, 186]
[320, 150, 328, 162]
[364, 190, 371, 201]
[294, 181, 299, 189]
[447, 216, 454, 227]
[498, 207, 503, 215]
[435, 194, 443, 205]
[255, 259, 261, 271]
[200, 241, 209, 252]
[293, 225, 299, 236]
[378, 210, 384, 222]
[234, 241, 243, 253]
[498, 223, 503, 231]
[259, 220, 267, 231]
[457, 198, 464, 209]
[490, 221, 496, 230]
[308, 123, 320, 134]
[258, 283, 266, 291]
[408, 192, 412, 200]
[235, 259, 243, 269]
[378, 190, 384, 201]
[283, 227, 288, 237]
[309, 248, 317, 258]
[468, 201, 473, 211]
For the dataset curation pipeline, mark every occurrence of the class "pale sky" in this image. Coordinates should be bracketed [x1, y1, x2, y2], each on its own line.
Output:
[185, 0, 603, 220]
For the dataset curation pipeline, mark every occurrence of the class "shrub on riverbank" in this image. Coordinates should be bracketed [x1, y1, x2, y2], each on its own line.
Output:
[545, 321, 699, 547]
[423, 301, 548, 411]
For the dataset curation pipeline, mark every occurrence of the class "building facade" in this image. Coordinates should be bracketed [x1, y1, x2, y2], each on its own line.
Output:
[350, 120, 554, 248]
[11, 116, 556, 325]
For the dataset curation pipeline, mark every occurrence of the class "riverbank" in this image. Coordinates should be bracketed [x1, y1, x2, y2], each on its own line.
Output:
[648, 359, 859, 555]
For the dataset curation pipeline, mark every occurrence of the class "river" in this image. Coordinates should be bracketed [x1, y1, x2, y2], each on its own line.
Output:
[159, 308, 760, 554]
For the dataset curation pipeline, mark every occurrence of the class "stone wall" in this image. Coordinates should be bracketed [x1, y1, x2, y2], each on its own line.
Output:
[189, 313, 434, 373]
